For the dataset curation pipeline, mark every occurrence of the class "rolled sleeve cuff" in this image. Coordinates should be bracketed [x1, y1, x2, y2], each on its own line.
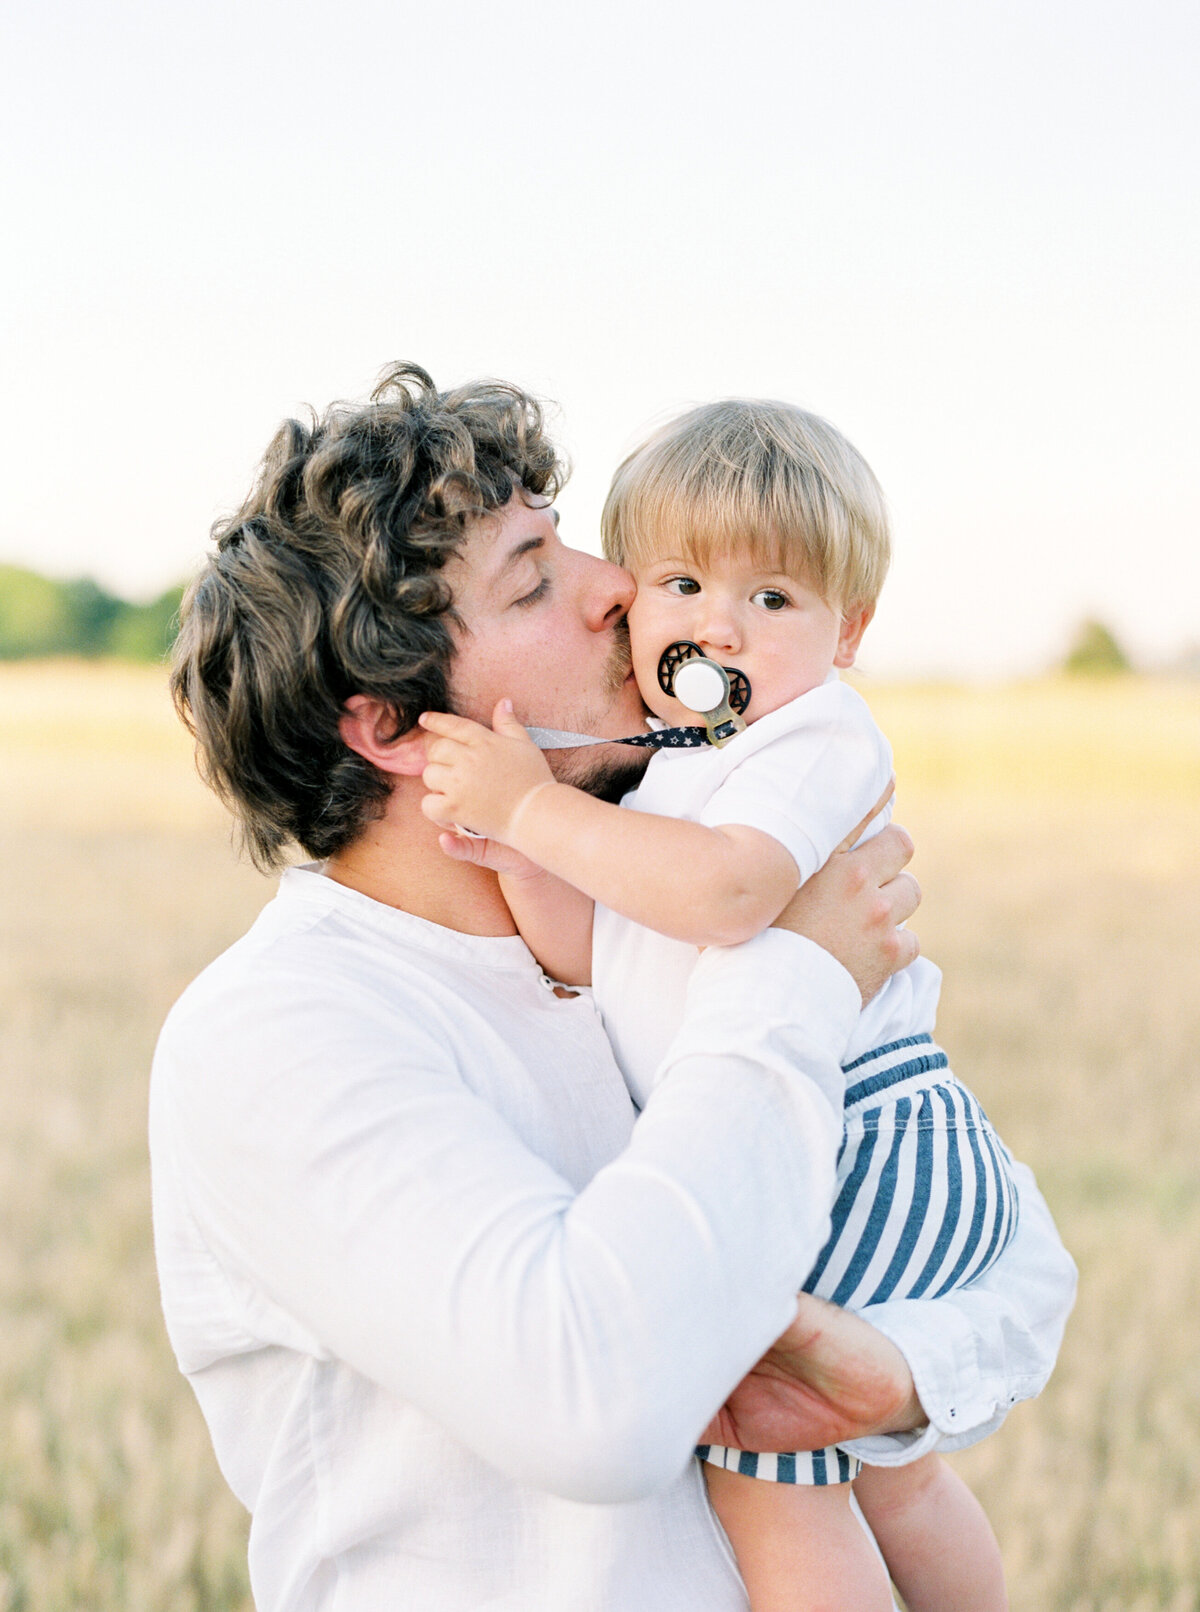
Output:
[840, 1298, 1010, 1466]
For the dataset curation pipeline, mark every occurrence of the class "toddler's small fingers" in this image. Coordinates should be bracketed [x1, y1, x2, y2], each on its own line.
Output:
[491, 697, 530, 739]
[438, 830, 483, 862]
[420, 791, 455, 826]
[423, 735, 470, 766]
[419, 711, 485, 741]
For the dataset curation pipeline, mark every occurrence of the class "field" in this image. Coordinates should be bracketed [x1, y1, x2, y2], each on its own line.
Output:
[1, 662, 1197, 1610]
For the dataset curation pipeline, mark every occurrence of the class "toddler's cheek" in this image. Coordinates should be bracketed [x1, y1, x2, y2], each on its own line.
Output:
[632, 670, 677, 726]
[625, 604, 679, 722]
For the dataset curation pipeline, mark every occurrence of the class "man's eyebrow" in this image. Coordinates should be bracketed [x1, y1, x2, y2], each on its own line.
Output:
[504, 536, 544, 566]
[491, 535, 545, 588]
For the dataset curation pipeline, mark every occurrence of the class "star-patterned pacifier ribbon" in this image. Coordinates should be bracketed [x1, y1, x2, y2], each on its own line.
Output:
[525, 725, 710, 751]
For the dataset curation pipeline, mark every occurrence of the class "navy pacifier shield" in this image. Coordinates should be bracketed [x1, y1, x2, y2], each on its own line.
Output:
[655, 640, 750, 747]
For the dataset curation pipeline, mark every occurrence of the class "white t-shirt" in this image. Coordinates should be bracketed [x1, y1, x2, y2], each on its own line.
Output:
[593, 675, 943, 1109]
[151, 865, 1075, 1612]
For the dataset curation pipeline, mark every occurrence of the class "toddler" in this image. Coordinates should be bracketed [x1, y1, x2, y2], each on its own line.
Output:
[420, 399, 1014, 1611]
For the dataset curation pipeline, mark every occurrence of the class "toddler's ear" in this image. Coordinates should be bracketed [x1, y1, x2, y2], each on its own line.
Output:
[833, 604, 874, 670]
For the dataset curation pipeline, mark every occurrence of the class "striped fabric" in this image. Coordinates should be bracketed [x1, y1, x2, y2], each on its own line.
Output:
[698, 1036, 1019, 1485]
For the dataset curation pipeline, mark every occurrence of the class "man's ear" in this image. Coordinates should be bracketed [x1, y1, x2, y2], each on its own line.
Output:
[833, 603, 875, 670]
[338, 695, 428, 777]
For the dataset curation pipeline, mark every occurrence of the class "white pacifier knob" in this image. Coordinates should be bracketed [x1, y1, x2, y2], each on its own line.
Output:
[672, 657, 730, 715]
[655, 639, 750, 748]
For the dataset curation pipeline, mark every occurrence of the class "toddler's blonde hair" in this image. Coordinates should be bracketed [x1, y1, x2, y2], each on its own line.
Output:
[601, 398, 890, 609]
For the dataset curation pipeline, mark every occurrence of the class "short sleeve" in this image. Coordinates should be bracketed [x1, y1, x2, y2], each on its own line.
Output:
[699, 683, 894, 884]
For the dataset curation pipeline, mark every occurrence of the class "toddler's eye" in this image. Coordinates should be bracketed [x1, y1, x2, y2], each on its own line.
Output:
[752, 588, 790, 611]
[664, 576, 701, 596]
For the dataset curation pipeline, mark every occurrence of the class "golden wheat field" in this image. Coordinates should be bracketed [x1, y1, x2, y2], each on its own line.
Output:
[1, 661, 1197, 1611]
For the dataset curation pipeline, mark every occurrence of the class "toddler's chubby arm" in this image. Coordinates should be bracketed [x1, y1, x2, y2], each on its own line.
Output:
[419, 701, 799, 948]
[437, 828, 596, 986]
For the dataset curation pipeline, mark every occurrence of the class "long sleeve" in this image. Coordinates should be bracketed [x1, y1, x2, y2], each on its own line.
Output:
[154, 922, 858, 1505]
[840, 1160, 1077, 1465]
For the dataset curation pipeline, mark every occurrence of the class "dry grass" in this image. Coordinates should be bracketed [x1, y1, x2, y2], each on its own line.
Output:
[0, 664, 265, 1612]
[1, 662, 1197, 1610]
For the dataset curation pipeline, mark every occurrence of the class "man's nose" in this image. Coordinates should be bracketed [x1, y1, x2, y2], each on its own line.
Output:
[578, 553, 636, 632]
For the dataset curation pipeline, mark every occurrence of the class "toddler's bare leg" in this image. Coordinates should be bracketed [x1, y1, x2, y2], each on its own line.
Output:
[853, 1455, 1007, 1612]
[705, 1462, 894, 1612]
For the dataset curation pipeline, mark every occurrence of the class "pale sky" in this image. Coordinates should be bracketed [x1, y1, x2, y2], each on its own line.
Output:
[2, 0, 1196, 676]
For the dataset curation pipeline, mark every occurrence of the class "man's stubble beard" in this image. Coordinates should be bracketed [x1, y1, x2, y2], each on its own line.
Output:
[553, 743, 651, 804]
[443, 618, 650, 803]
[549, 619, 652, 803]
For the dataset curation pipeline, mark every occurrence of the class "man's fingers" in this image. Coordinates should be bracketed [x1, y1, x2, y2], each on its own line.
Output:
[846, 821, 915, 884]
[835, 781, 895, 853]
[885, 868, 921, 928]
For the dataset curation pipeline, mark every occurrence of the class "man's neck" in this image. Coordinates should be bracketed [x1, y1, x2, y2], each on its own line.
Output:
[324, 782, 517, 938]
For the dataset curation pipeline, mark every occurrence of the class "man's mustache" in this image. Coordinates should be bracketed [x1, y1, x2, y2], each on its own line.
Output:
[604, 619, 633, 695]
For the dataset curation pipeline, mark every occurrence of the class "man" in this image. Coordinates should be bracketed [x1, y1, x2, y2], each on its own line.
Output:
[153, 363, 1074, 1611]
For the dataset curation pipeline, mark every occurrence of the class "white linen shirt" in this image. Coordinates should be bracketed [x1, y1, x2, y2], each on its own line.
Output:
[150, 865, 1075, 1611]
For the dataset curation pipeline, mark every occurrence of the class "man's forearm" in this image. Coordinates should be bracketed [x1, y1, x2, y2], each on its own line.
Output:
[705, 1291, 925, 1454]
[707, 1161, 1074, 1462]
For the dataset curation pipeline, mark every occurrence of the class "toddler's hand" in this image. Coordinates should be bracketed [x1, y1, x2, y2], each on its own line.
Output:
[435, 830, 547, 883]
[419, 700, 555, 846]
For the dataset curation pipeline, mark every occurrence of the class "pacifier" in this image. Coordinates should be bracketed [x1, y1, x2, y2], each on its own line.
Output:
[656, 641, 751, 748]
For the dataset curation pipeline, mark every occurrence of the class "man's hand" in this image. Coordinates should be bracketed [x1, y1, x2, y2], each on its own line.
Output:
[702, 1292, 926, 1453]
[772, 788, 920, 1005]
[419, 700, 555, 844]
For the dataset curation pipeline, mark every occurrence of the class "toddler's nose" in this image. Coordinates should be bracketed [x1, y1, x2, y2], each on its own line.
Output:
[696, 608, 740, 655]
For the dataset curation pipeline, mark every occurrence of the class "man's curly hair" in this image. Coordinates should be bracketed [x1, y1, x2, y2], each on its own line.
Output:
[171, 362, 565, 870]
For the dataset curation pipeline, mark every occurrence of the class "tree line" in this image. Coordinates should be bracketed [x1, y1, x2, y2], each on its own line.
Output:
[0, 565, 185, 662]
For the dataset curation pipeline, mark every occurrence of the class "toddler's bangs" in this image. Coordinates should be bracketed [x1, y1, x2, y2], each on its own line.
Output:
[601, 399, 890, 610]
[613, 468, 801, 582]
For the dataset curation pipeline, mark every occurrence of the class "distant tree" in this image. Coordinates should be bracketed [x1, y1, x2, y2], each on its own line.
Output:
[0, 566, 187, 661]
[61, 577, 125, 655]
[1064, 618, 1132, 676]
[105, 584, 186, 662]
[0, 564, 76, 657]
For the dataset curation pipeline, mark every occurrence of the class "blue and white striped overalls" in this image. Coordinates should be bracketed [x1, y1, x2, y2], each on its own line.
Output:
[698, 1035, 1019, 1484]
